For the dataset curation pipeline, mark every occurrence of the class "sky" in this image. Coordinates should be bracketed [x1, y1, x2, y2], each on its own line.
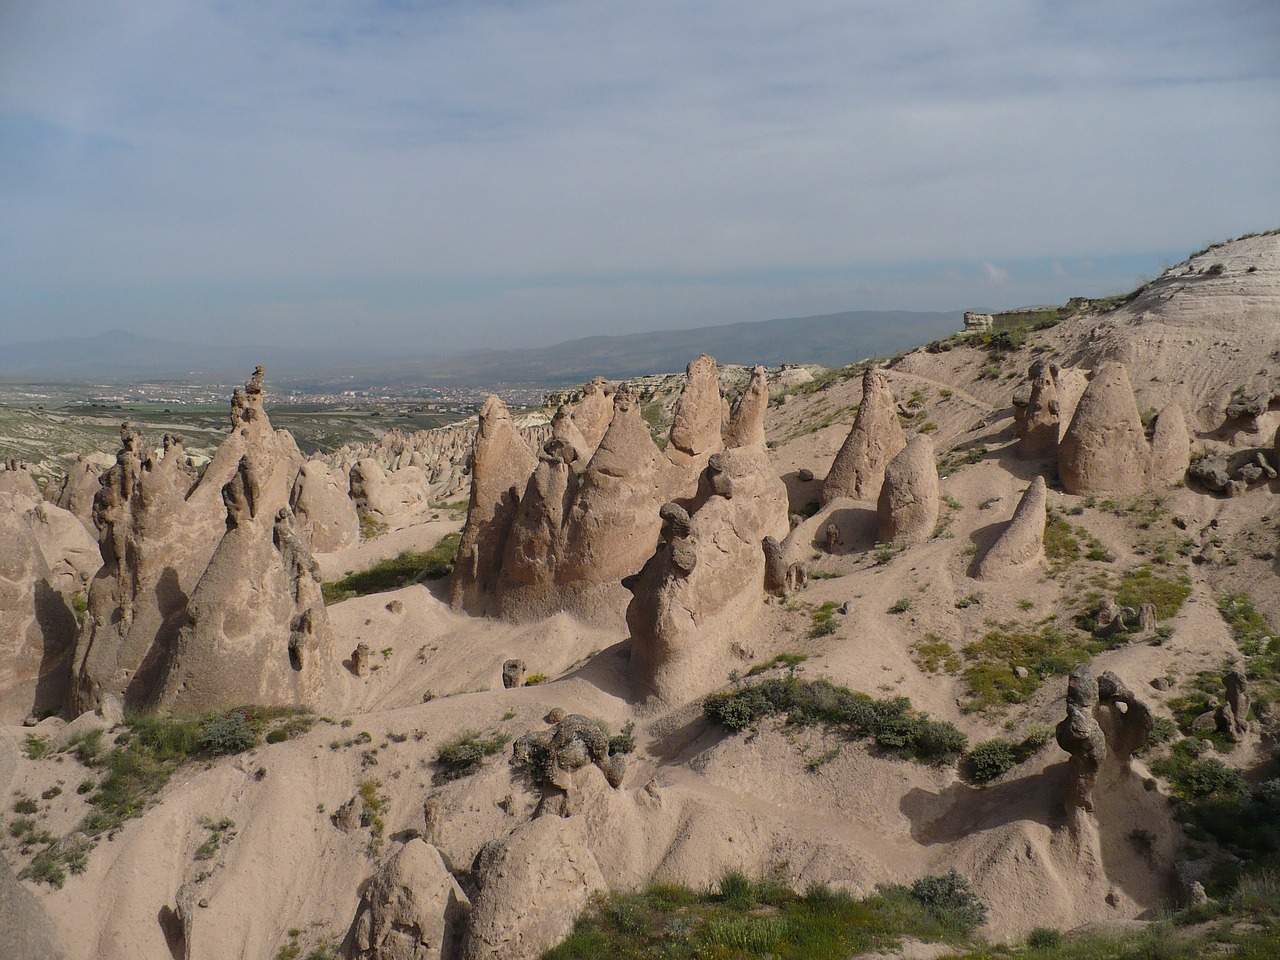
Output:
[1, 0, 1278, 357]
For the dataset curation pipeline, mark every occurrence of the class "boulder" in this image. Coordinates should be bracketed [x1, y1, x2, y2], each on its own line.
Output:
[460, 816, 605, 960]
[0, 459, 41, 499]
[1056, 664, 1106, 815]
[822, 369, 906, 504]
[876, 436, 939, 546]
[1058, 362, 1150, 495]
[349, 839, 471, 960]
[52, 453, 112, 533]
[974, 477, 1046, 580]
[349, 459, 432, 528]
[1148, 404, 1191, 486]
[23, 499, 101, 595]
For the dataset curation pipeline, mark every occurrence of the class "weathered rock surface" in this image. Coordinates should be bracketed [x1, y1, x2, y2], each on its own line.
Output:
[349, 839, 471, 960]
[665, 354, 725, 473]
[450, 396, 539, 615]
[290, 460, 360, 552]
[0, 495, 77, 723]
[822, 369, 906, 504]
[1013, 361, 1062, 459]
[1148, 404, 1191, 486]
[52, 452, 113, 533]
[0, 458, 42, 499]
[22, 498, 101, 595]
[349, 459, 431, 528]
[1059, 362, 1170, 495]
[627, 442, 789, 701]
[153, 458, 336, 712]
[974, 477, 1047, 580]
[876, 436, 939, 546]
[461, 816, 605, 960]
[722, 365, 769, 449]
[511, 712, 625, 809]
[71, 368, 306, 715]
[1056, 664, 1106, 817]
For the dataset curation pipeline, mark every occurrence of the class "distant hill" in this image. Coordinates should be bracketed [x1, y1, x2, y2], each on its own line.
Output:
[383, 310, 964, 386]
[0, 310, 963, 385]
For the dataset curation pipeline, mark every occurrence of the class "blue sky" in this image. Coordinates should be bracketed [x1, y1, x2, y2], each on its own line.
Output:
[1, 1, 1277, 355]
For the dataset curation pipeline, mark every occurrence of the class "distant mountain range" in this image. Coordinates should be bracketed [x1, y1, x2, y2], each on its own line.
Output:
[0, 310, 963, 386]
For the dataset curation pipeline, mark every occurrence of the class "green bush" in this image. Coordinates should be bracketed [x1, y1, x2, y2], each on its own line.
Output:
[199, 711, 257, 755]
[322, 533, 461, 604]
[703, 676, 966, 765]
[905, 870, 988, 934]
[434, 729, 511, 781]
[967, 740, 1016, 783]
[608, 721, 636, 757]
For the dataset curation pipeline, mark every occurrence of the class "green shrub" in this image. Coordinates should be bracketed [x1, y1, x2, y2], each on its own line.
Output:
[703, 676, 966, 765]
[905, 870, 988, 934]
[13, 796, 38, 815]
[67, 727, 104, 764]
[199, 711, 257, 755]
[608, 721, 636, 757]
[434, 730, 511, 781]
[24, 735, 49, 759]
[322, 533, 460, 604]
[1027, 926, 1063, 948]
[967, 740, 1016, 784]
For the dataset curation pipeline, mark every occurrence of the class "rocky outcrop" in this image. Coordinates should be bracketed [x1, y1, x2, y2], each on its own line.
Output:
[1217, 669, 1251, 742]
[722, 365, 769, 449]
[16, 498, 100, 596]
[348, 839, 471, 960]
[626, 442, 790, 701]
[569, 376, 614, 458]
[450, 396, 540, 615]
[70, 368, 306, 715]
[1013, 361, 1062, 459]
[0, 495, 77, 723]
[665, 354, 724, 474]
[454, 357, 751, 626]
[52, 453, 112, 533]
[1148, 404, 1191, 486]
[1058, 363, 1189, 495]
[0, 459, 42, 499]
[876, 436, 939, 546]
[349, 459, 431, 529]
[974, 477, 1047, 580]
[511, 712, 625, 814]
[152, 457, 336, 712]
[822, 369, 906, 505]
[460, 816, 605, 960]
[1056, 664, 1106, 817]
[289, 460, 360, 552]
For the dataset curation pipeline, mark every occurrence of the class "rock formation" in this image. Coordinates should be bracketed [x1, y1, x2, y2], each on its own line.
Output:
[0, 495, 77, 722]
[52, 452, 113, 533]
[152, 458, 336, 712]
[1058, 362, 1189, 495]
[0, 459, 41, 499]
[453, 356, 753, 626]
[627, 441, 789, 702]
[974, 477, 1047, 580]
[450, 396, 539, 615]
[822, 369, 906, 504]
[70, 368, 306, 715]
[1148, 404, 1191, 486]
[568, 376, 614, 458]
[1056, 664, 1106, 817]
[348, 839, 471, 960]
[722, 365, 769, 449]
[289, 460, 360, 552]
[1217, 669, 1251, 742]
[511, 712, 625, 814]
[349, 459, 431, 529]
[460, 816, 605, 960]
[18, 498, 101, 596]
[876, 436, 939, 546]
[1013, 361, 1062, 459]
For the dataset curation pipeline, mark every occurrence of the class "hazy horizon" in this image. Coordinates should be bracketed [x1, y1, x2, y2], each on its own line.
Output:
[2, 1, 1277, 353]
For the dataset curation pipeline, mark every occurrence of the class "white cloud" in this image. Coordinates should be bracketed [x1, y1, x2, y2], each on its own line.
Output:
[980, 262, 1011, 283]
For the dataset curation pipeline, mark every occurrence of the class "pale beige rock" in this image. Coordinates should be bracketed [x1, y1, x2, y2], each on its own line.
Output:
[1148, 403, 1191, 486]
[351, 839, 471, 960]
[349, 459, 431, 527]
[153, 458, 336, 712]
[1058, 362, 1151, 495]
[549, 405, 589, 464]
[665, 354, 724, 473]
[1014, 361, 1062, 459]
[71, 370, 305, 715]
[974, 477, 1047, 580]
[290, 460, 360, 552]
[569, 376, 615, 458]
[461, 816, 605, 960]
[822, 369, 906, 504]
[0, 459, 42, 499]
[723, 365, 769, 448]
[876, 436, 939, 546]
[53, 453, 112, 533]
[627, 447, 790, 702]
[24, 499, 101, 595]
[0, 495, 77, 722]
[450, 396, 539, 615]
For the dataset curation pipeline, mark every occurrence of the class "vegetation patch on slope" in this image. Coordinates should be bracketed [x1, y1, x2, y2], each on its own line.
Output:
[703, 675, 967, 765]
[322, 532, 460, 604]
